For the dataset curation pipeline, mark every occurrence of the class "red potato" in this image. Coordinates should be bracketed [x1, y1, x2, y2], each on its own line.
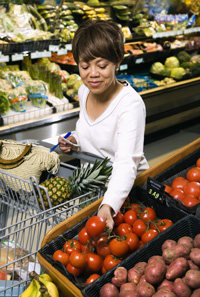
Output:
[152, 289, 177, 297]
[128, 262, 147, 285]
[188, 259, 200, 270]
[191, 288, 200, 297]
[120, 283, 136, 292]
[119, 290, 139, 297]
[189, 248, 200, 266]
[161, 240, 177, 252]
[148, 255, 164, 264]
[194, 234, 200, 248]
[173, 278, 192, 297]
[112, 267, 128, 287]
[183, 269, 200, 289]
[145, 260, 166, 285]
[157, 279, 174, 292]
[177, 236, 194, 250]
[162, 244, 190, 264]
[137, 274, 147, 284]
[136, 282, 155, 297]
[166, 257, 189, 280]
[100, 283, 119, 297]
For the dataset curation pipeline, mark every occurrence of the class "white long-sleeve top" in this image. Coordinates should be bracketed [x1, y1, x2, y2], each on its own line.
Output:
[73, 81, 149, 215]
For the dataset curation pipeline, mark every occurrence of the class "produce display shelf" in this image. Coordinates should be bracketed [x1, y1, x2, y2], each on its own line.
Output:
[37, 137, 200, 297]
[38, 186, 187, 296]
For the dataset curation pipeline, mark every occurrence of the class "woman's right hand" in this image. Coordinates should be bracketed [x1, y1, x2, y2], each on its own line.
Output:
[58, 135, 78, 153]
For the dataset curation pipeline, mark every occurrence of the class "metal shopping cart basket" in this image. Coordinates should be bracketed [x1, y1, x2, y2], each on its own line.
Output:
[0, 202, 98, 297]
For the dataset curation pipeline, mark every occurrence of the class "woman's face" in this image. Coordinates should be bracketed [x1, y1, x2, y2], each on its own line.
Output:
[78, 57, 119, 95]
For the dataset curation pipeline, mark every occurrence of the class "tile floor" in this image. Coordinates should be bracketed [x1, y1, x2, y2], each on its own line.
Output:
[144, 123, 200, 167]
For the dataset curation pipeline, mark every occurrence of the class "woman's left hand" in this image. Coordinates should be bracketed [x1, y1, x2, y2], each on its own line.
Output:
[97, 204, 114, 231]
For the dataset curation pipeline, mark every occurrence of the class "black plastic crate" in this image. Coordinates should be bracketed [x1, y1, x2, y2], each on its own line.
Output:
[145, 148, 200, 215]
[82, 214, 200, 297]
[38, 186, 187, 291]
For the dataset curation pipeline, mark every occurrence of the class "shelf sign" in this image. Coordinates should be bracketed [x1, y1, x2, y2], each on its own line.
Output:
[147, 176, 166, 203]
[11, 53, 24, 62]
[30, 51, 51, 59]
[65, 44, 72, 50]
[135, 57, 144, 64]
[0, 54, 9, 63]
[57, 48, 68, 56]
[49, 45, 59, 52]
[119, 64, 128, 71]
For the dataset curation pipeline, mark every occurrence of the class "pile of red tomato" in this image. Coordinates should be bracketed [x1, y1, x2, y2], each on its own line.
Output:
[164, 157, 200, 208]
[52, 201, 173, 285]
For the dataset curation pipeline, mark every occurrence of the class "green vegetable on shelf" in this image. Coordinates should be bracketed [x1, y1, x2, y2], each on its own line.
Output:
[164, 56, 180, 68]
[25, 80, 48, 108]
[0, 91, 10, 114]
[170, 67, 186, 80]
[7, 86, 28, 112]
[150, 62, 165, 74]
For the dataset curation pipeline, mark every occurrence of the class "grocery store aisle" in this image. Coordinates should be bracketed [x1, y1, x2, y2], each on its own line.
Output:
[144, 122, 200, 167]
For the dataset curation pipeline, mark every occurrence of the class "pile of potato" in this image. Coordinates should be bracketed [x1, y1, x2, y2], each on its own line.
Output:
[100, 233, 200, 297]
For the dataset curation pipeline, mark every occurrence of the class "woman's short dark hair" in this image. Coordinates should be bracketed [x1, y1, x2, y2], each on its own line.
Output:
[72, 20, 124, 64]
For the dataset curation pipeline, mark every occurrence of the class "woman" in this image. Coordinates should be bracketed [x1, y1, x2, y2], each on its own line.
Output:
[59, 20, 149, 230]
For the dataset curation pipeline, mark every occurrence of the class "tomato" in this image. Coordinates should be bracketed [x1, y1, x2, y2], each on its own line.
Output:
[170, 189, 185, 201]
[63, 239, 81, 255]
[163, 184, 172, 194]
[69, 251, 86, 270]
[150, 219, 173, 233]
[187, 167, 200, 182]
[86, 252, 103, 272]
[0, 271, 6, 280]
[96, 236, 111, 258]
[184, 181, 200, 198]
[141, 229, 159, 244]
[182, 195, 199, 207]
[109, 238, 129, 258]
[197, 158, 200, 168]
[78, 227, 90, 246]
[85, 216, 106, 238]
[52, 250, 69, 266]
[85, 274, 100, 285]
[125, 232, 140, 252]
[115, 223, 133, 236]
[103, 255, 121, 271]
[171, 177, 189, 190]
[130, 203, 142, 215]
[101, 266, 107, 274]
[113, 211, 124, 227]
[124, 209, 138, 226]
[139, 207, 156, 222]
[66, 262, 83, 277]
[132, 219, 147, 238]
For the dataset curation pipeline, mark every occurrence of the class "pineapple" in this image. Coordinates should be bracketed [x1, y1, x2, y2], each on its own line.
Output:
[38, 157, 112, 209]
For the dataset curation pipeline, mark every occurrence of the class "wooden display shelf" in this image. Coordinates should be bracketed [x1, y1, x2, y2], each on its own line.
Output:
[38, 137, 200, 297]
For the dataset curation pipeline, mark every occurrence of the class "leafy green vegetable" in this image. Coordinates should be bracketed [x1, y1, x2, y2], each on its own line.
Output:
[150, 62, 165, 74]
[165, 57, 180, 68]
[177, 51, 191, 64]
[170, 67, 186, 80]
[25, 80, 48, 108]
[7, 86, 28, 112]
[0, 91, 10, 114]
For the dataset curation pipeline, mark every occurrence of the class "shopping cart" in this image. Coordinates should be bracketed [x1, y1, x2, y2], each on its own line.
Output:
[0, 148, 109, 296]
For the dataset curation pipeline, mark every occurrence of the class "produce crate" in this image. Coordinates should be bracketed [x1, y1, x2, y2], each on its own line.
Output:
[142, 140, 200, 216]
[82, 214, 200, 297]
[38, 185, 187, 297]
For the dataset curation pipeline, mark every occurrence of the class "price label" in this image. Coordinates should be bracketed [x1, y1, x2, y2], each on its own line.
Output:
[135, 57, 144, 64]
[11, 53, 24, 61]
[42, 51, 51, 58]
[147, 177, 166, 203]
[31, 51, 43, 59]
[57, 49, 68, 56]
[65, 44, 72, 50]
[49, 45, 59, 52]
[119, 64, 128, 71]
[0, 55, 9, 63]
